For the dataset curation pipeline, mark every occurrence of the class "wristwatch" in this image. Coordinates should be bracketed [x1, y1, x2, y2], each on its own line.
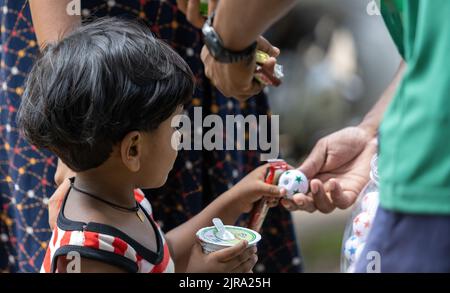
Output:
[202, 13, 257, 63]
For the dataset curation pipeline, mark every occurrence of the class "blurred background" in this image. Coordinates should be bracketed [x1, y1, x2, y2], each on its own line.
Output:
[264, 0, 400, 272]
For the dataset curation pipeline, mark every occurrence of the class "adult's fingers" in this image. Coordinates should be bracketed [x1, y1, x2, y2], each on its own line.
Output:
[281, 179, 357, 213]
[256, 57, 281, 86]
[280, 198, 294, 210]
[292, 193, 317, 212]
[257, 36, 280, 58]
[329, 179, 357, 209]
[280, 193, 316, 213]
[310, 179, 335, 213]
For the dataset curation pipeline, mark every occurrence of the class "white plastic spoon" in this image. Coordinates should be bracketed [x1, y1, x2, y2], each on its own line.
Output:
[212, 218, 235, 241]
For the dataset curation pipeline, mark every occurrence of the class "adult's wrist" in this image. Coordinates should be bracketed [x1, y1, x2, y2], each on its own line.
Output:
[213, 10, 256, 52]
[203, 13, 257, 64]
[358, 118, 379, 139]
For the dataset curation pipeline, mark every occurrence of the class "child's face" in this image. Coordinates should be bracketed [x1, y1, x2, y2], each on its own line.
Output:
[137, 106, 184, 189]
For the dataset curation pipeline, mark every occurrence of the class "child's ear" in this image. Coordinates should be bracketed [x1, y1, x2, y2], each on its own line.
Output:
[120, 131, 142, 172]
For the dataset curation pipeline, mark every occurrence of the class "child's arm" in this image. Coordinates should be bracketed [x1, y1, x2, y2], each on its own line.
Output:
[165, 164, 285, 272]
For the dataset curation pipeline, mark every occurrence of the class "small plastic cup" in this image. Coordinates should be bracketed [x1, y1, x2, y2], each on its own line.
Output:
[196, 225, 261, 254]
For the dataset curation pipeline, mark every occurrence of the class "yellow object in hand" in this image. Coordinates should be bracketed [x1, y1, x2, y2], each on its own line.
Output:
[254, 50, 284, 86]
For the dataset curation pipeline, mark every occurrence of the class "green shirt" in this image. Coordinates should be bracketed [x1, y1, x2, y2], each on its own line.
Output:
[379, 0, 450, 214]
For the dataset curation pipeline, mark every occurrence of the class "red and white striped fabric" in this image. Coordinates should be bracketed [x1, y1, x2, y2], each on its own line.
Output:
[40, 189, 174, 273]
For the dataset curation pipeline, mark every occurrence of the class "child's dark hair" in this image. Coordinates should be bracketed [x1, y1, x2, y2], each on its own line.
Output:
[17, 17, 194, 172]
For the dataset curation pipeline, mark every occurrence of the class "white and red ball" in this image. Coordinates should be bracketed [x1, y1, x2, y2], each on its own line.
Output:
[361, 191, 379, 217]
[353, 212, 372, 241]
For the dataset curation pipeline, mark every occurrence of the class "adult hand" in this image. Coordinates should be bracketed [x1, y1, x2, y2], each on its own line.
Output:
[281, 126, 378, 213]
[201, 36, 279, 101]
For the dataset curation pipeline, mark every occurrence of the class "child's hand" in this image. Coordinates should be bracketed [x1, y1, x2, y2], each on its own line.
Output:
[186, 239, 257, 273]
[229, 164, 287, 213]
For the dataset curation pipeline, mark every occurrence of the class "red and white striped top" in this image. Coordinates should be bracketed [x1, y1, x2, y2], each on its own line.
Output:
[40, 188, 174, 273]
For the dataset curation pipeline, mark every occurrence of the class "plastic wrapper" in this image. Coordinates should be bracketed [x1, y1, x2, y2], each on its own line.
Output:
[341, 154, 379, 273]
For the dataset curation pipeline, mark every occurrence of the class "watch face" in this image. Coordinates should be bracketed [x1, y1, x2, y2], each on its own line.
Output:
[205, 38, 220, 58]
[202, 25, 222, 59]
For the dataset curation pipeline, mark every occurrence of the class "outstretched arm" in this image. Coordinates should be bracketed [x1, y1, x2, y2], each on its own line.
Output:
[282, 61, 406, 213]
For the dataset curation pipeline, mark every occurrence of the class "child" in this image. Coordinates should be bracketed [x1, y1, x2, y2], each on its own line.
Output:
[17, 17, 285, 273]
